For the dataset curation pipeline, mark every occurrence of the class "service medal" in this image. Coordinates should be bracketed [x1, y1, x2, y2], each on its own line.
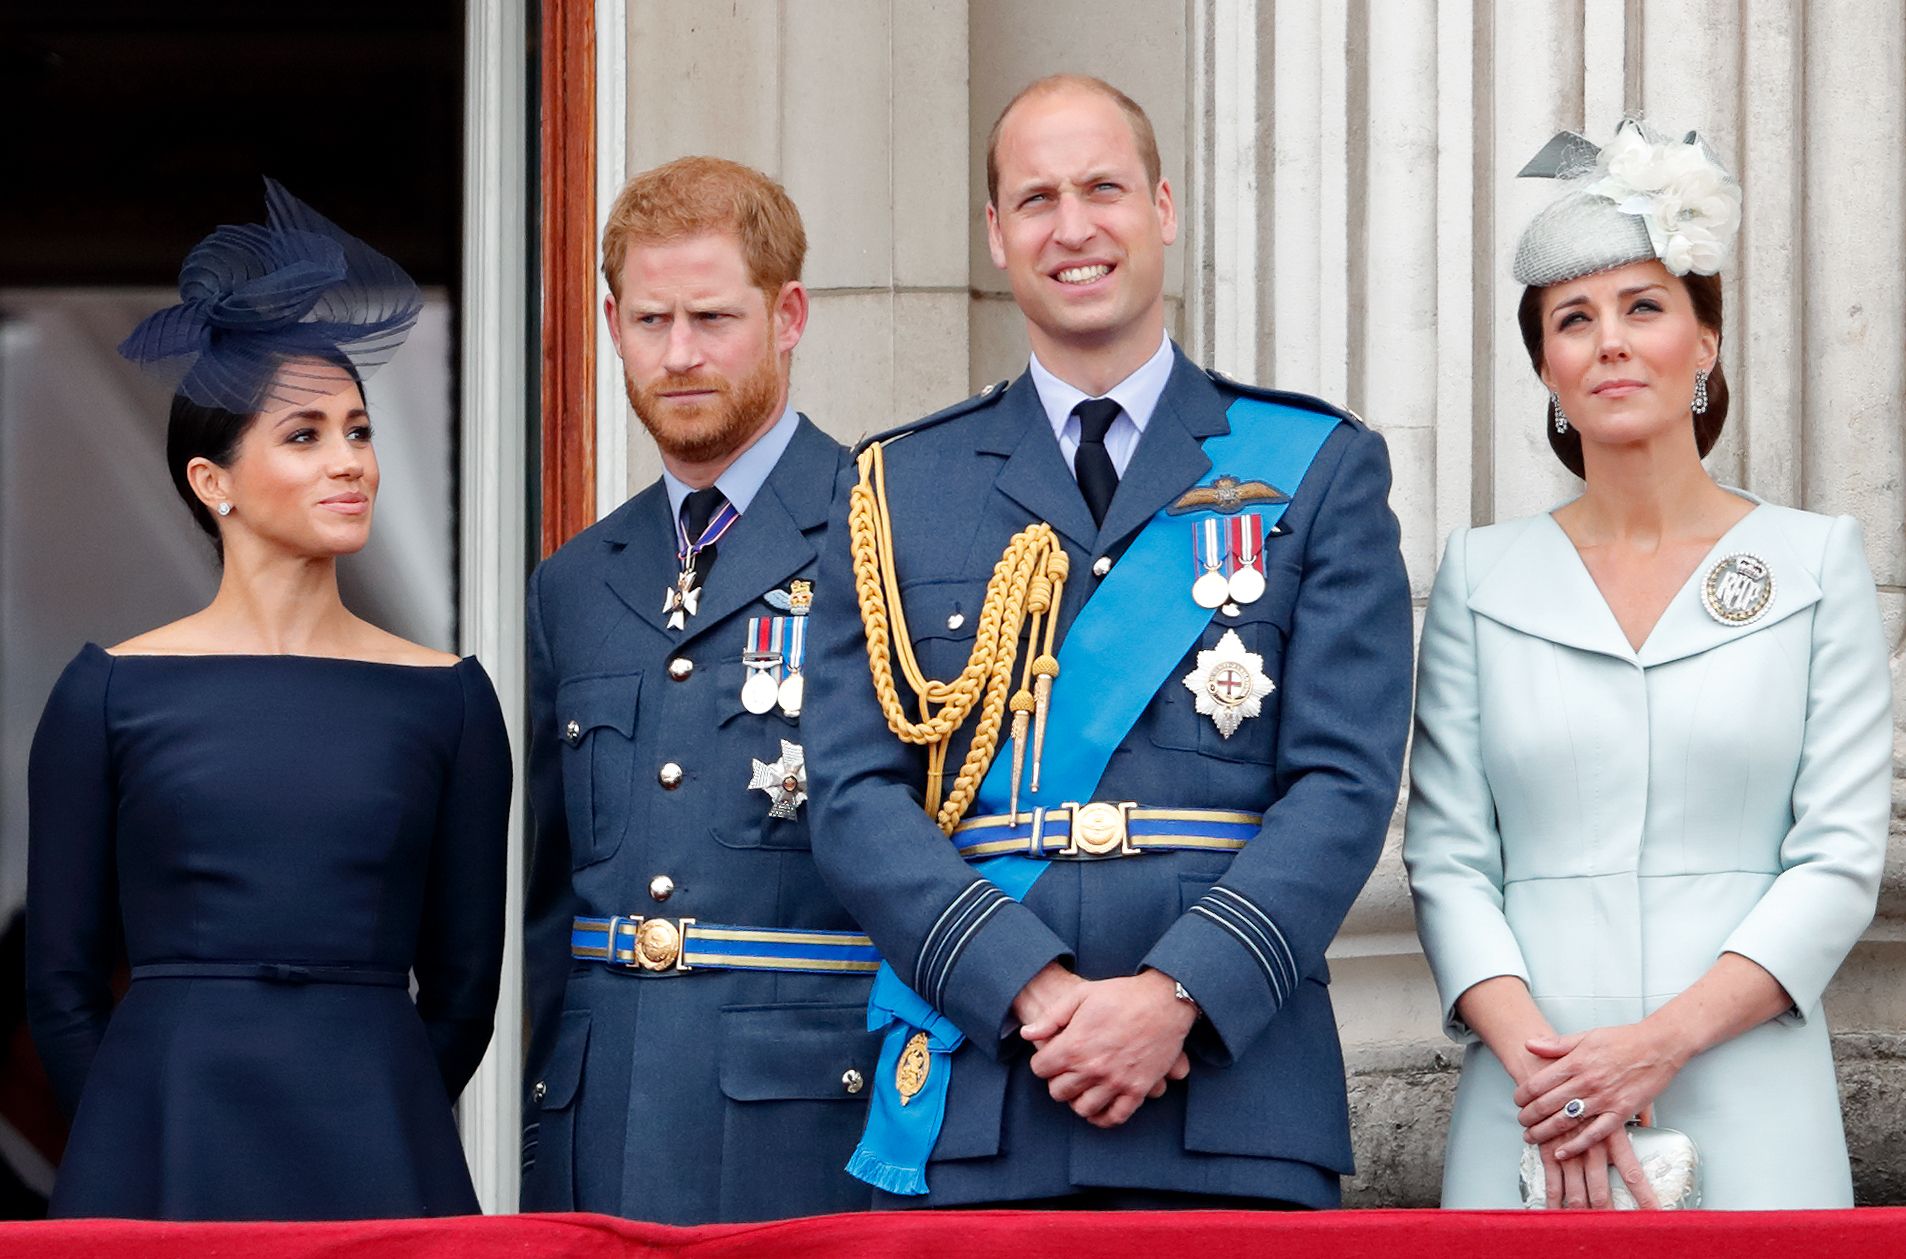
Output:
[748, 739, 808, 819]
[1227, 513, 1267, 604]
[1181, 627, 1276, 739]
[1700, 552, 1774, 627]
[1191, 517, 1231, 609]
[741, 660, 780, 714]
[777, 615, 808, 718]
[743, 616, 786, 714]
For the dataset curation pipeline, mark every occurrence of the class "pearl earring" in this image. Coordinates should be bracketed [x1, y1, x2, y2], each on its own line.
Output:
[1550, 393, 1569, 435]
[217, 502, 233, 517]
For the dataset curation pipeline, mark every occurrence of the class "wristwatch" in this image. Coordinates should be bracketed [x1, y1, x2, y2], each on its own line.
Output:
[1172, 979, 1202, 1020]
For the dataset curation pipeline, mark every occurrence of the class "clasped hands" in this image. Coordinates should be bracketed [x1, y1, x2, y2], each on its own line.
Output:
[1012, 962, 1195, 1130]
[1512, 1022, 1686, 1210]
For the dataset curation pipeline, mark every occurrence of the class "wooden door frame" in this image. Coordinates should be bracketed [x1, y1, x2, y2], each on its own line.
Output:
[540, 0, 598, 555]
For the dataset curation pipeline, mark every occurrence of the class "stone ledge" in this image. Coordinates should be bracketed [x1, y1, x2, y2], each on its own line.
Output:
[1342, 1032, 1906, 1207]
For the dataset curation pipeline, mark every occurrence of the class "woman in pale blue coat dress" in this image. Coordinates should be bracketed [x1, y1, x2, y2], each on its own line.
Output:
[1403, 123, 1890, 1210]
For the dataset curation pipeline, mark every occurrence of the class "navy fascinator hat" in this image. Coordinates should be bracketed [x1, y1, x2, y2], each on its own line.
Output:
[118, 178, 422, 414]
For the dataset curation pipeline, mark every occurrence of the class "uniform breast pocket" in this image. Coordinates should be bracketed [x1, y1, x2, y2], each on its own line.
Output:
[557, 672, 642, 869]
[715, 1003, 878, 1220]
[896, 576, 985, 689]
[1148, 556, 1300, 765]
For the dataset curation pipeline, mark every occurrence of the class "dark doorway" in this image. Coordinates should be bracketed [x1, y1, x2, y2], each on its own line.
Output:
[0, 4, 467, 1218]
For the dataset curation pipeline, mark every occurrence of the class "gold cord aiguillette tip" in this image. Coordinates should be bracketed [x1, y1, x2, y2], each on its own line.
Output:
[1008, 696, 1034, 825]
[1028, 655, 1059, 793]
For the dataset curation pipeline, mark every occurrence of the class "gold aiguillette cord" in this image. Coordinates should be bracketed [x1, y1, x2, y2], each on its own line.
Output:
[850, 440, 1069, 835]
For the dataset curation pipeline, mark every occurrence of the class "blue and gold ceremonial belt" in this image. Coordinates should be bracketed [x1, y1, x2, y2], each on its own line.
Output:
[571, 915, 880, 975]
[950, 804, 1261, 861]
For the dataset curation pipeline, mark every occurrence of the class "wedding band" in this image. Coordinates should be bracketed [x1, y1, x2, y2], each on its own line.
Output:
[1562, 1098, 1587, 1120]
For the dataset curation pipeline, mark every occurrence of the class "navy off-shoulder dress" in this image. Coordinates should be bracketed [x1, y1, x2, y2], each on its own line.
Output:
[25, 645, 511, 1220]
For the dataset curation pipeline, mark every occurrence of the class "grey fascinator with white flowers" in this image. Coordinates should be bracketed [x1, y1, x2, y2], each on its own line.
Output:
[1512, 120, 1743, 288]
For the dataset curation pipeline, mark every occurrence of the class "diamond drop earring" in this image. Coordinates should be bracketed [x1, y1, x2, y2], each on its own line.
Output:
[1692, 369, 1710, 415]
[1550, 392, 1569, 434]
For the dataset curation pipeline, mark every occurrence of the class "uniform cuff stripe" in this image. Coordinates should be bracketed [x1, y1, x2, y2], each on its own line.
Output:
[1206, 886, 1298, 989]
[918, 882, 1007, 999]
[1189, 902, 1286, 1004]
[932, 895, 1007, 1009]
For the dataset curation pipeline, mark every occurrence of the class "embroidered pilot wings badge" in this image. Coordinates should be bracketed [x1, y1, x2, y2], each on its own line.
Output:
[1167, 474, 1289, 516]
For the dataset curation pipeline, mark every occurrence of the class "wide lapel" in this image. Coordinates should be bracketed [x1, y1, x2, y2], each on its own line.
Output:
[672, 416, 836, 649]
[986, 374, 1101, 552]
[1467, 514, 1638, 663]
[600, 483, 682, 637]
[1636, 503, 1823, 669]
[1093, 350, 1225, 552]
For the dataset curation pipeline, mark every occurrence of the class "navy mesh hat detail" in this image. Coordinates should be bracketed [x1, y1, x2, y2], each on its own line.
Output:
[118, 178, 423, 414]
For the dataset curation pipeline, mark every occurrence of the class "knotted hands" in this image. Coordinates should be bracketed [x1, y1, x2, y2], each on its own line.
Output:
[1013, 963, 1194, 1129]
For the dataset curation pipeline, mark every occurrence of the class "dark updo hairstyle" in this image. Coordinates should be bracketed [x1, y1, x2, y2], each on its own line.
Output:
[164, 352, 366, 559]
[1516, 270, 1730, 479]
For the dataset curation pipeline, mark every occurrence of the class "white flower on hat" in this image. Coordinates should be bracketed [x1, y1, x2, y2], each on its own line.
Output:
[1586, 124, 1741, 277]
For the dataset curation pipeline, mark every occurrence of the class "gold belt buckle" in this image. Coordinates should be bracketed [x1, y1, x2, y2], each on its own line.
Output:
[612, 916, 696, 972]
[1057, 801, 1138, 858]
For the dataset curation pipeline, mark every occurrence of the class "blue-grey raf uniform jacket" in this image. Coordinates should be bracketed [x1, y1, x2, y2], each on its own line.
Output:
[520, 416, 877, 1223]
[802, 349, 1413, 1207]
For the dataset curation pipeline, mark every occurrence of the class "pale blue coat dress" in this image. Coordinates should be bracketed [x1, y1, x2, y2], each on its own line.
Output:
[1403, 496, 1890, 1208]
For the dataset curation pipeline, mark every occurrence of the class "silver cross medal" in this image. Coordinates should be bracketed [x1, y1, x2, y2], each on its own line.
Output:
[663, 562, 701, 630]
[749, 739, 807, 819]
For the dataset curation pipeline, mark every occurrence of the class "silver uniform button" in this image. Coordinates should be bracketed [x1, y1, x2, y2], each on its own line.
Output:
[564, 719, 581, 745]
[1092, 555, 1112, 578]
[842, 1069, 865, 1095]
[532, 1080, 547, 1102]
[658, 762, 684, 789]
[667, 657, 694, 681]
[946, 612, 965, 631]
[649, 874, 675, 902]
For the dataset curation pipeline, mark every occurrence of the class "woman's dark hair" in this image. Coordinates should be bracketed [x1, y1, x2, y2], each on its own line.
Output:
[166, 392, 254, 556]
[1517, 270, 1729, 479]
[164, 353, 365, 558]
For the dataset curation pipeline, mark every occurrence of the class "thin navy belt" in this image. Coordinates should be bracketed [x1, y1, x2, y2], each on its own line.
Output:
[130, 962, 409, 987]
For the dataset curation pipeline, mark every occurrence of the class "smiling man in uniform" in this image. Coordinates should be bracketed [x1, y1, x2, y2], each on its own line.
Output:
[802, 75, 1412, 1210]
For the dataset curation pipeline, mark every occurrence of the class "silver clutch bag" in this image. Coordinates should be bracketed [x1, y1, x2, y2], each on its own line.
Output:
[1517, 1123, 1701, 1210]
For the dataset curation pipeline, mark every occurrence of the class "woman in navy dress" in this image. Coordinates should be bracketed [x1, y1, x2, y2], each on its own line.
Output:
[25, 181, 510, 1220]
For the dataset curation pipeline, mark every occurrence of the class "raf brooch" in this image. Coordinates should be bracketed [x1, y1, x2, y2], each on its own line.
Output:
[749, 739, 808, 819]
[1181, 628, 1275, 739]
[1700, 552, 1774, 627]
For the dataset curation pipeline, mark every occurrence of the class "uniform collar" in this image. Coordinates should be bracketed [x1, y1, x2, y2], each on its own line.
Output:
[1027, 331, 1173, 438]
[661, 402, 799, 523]
[1467, 489, 1824, 667]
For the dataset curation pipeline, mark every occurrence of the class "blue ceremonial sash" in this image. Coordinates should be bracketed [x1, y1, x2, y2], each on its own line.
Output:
[846, 396, 1341, 1194]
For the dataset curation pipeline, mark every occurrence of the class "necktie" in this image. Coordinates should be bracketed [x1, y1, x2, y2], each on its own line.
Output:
[679, 487, 729, 588]
[1071, 398, 1121, 528]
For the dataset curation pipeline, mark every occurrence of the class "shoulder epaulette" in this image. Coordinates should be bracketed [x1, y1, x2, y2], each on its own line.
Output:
[1203, 367, 1367, 429]
[853, 379, 1012, 455]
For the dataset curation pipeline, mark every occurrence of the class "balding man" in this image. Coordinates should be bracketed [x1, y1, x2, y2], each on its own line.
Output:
[802, 75, 1412, 1210]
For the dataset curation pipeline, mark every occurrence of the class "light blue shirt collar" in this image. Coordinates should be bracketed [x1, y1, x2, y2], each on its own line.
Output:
[1027, 333, 1174, 478]
[661, 403, 799, 525]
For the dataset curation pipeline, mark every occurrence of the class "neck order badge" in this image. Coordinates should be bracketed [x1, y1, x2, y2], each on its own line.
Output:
[846, 394, 1343, 1195]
